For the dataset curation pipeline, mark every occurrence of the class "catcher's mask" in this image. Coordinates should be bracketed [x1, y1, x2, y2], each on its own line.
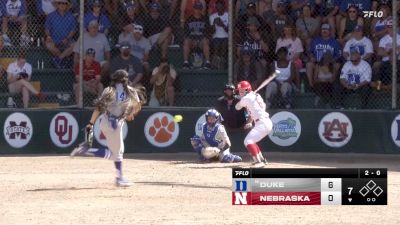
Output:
[205, 109, 223, 127]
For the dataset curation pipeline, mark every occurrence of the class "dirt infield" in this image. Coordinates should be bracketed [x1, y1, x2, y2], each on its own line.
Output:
[1, 152, 400, 225]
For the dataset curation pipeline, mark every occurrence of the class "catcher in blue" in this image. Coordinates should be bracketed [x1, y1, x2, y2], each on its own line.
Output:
[70, 69, 146, 187]
[190, 109, 242, 163]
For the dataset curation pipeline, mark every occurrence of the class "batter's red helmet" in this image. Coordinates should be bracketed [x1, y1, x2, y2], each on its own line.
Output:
[237, 80, 252, 92]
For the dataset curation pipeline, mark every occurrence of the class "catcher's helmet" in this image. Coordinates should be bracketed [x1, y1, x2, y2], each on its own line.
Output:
[237, 80, 252, 92]
[205, 109, 223, 127]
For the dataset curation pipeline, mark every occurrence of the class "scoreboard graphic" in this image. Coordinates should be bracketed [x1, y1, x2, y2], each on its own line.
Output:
[232, 168, 387, 205]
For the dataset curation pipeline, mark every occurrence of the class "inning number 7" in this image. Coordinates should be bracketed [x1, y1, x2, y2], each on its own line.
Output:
[348, 187, 353, 195]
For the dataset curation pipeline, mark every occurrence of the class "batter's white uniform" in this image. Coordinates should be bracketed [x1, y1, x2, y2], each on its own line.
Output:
[235, 91, 273, 145]
[98, 83, 139, 161]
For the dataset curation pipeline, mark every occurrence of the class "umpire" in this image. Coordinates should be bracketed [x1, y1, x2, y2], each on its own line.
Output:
[215, 84, 247, 131]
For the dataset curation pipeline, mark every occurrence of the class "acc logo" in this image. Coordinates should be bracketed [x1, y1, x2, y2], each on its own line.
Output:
[94, 117, 128, 147]
[49, 112, 79, 148]
[144, 112, 179, 148]
[3, 112, 33, 148]
[195, 113, 206, 136]
[318, 112, 352, 148]
[269, 111, 301, 146]
[391, 115, 400, 147]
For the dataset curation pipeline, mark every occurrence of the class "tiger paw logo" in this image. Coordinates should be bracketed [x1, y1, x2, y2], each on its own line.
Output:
[145, 113, 179, 147]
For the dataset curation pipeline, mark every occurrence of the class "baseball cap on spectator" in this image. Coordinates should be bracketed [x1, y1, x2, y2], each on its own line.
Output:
[193, 1, 203, 10]
[119, 42, 131, 49]
[350, 47, 360, 55]
[321, 23, 331, 30]
[133, 24, 144, 33]
[86, 48, 96, 56]
[247, 2, 256, 9]
[149, 2, 161, 11]
[353, 25, 363, 32]
[91, 0, 103, 6]
[88, 20, 99, 27]
[277, 0, 286, 7]
[247, 17, 260, 27]
[125, 1, 136, 10]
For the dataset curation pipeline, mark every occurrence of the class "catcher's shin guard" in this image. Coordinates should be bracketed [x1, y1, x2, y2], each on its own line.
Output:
[221, 154, 242, 163]
[190, 135, 205, 160]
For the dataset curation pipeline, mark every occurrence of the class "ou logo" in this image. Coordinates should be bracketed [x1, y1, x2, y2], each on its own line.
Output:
[50, 113, 79, 148]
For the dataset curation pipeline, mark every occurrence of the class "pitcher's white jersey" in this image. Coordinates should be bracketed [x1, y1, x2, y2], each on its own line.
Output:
[235, 92, 269, 121]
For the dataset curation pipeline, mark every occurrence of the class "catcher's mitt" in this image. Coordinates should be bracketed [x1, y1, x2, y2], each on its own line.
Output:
[85, 126, 94, 147]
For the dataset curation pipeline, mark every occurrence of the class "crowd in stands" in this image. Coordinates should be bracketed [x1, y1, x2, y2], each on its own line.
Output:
[0, 0, 398, 109]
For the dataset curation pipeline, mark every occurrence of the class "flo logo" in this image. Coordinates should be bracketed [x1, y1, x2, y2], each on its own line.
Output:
[269, 111, 301, 146]
[3, 112, 33, 148]
[145, 112, 179, 148]
[318, 112, 353, 148]
[50, 113, 79, 148]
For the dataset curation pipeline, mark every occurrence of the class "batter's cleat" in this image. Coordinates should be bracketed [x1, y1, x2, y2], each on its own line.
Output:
[70, 143, 89, 157]
[115, 177, 132, 187]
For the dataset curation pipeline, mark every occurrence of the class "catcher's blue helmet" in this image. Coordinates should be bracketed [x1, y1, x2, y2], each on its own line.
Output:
[205, 109, 223, 126]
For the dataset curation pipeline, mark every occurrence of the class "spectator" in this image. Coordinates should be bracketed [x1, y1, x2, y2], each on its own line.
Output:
[233, 46, 264, 89]
[235, 0, 257, 19]
[295, 4, 320, 51]
[306, 23, 341, 87]
[73, 20, 111, 70]
[337, 5, 363, 46]
[209, 0, 228, 68]
[45, 0, 77, 68]
[148, 57, 177, 107]
[1, 0, 30, 47]
[208, 0, 228, 15]
[237, 17, 269, 68]
[138, 0, 180, 21]
[84, 0, 112, 35]
[7, 53, 45, 108]
[109, 42, 143, 87]
[265, 47, 297, 109]
[314, 0, 339, 36]
[343, 25, 373, 63]
[139, 2, 173, 59]
[288, 0, 314, 22]
[73, 48, 103, 106]
[215, 83, 247, 131]
[335, 49, 372, 109]
[180, 0, 206, 29]
[119, 1, 140, 37]
[237, 2, 268, 43]
[276, 24, 304, 71]
[182, 1, 211, 69]
[312, 52, 336, 108]
[262, 0, 292, 43]
[36, 0, 56, 16]
[373, 19, 400, 90]
[126, 24, 151, 74]
[370, 5, 391, 50]
[337, 0, 371, 30]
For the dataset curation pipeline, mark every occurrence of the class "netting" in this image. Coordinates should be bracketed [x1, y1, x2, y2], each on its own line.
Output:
[0, 0, 398, 109]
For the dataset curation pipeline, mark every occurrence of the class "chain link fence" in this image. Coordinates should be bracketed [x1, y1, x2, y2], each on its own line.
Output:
[0, 0, 399, 110]
[232, 0, 398, 110]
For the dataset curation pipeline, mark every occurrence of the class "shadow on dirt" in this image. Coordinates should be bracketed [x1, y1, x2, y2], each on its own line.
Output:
[135, 181, 230, 190]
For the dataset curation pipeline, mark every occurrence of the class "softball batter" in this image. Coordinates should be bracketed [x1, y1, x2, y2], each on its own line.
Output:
[235, 80, 273, 167]
[70, 69, 146, 187]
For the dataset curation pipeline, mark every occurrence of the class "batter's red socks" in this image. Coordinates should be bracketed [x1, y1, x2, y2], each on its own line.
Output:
[246, 144, 265, 163]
